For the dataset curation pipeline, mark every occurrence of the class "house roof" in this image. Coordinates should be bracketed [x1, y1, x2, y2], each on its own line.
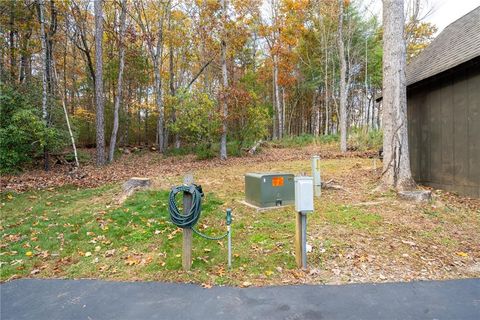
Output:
[407, 6, 480, 86]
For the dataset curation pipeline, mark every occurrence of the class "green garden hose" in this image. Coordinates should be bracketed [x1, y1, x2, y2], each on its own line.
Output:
[168, 185, 228, 240]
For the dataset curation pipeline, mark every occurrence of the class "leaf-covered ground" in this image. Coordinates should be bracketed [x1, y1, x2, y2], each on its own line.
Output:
[1, 146, 479, 286]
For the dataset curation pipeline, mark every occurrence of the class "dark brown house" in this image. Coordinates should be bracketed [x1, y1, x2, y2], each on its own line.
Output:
[406, 6, 480, 197]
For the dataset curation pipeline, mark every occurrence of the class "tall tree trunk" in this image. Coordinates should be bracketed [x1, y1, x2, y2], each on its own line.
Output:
[9, 0, 16, 82]
[364, 37, 369, 131]
[167, 3, 180, 149]
[312, 90, 320, 136]
[108, 0, 127, 162]
[94, 0, 105, 165]
[381, 0, 415, 190]
[152, 5, 166, 153]
[324, 40, 329, 135]
[273, 54, 282, 139]
[219, 0, 228, 160]
[37, 0, 50, 170]
[338, 0, 347, 153]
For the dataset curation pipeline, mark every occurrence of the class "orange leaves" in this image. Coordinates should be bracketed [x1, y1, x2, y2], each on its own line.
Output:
[125, 253, 154, 266]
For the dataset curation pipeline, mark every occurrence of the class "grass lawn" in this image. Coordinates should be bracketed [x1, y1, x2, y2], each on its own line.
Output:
[1, 153, 479, 286]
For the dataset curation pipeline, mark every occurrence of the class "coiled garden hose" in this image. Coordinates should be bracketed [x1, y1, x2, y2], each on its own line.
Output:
[168, 185, 229, 240]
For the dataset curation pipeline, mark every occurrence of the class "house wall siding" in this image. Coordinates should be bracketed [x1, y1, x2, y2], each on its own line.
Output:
[407, 65, 480, 197]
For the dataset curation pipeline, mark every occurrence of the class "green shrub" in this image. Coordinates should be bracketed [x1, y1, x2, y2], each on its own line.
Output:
[348, 128, 383, 151]
[270, 133, 339, 148]
[319, 134, 339, 144]
[195, 144, 216, 160]
[227, 141, 243, 157]
[64, 150, 91, 164]
[0, 84, 67, 173]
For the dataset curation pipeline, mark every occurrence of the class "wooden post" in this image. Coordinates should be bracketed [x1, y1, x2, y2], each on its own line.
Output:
[295, 212, 303, 268]
[182, 175, 193, 271]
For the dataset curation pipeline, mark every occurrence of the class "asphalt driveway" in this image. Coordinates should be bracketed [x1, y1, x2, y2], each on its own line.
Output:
[1, 278, 479, 320]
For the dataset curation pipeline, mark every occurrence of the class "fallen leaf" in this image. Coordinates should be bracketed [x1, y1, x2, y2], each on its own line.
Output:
[456, 252, 469, 257]
[85, 252, 92, 257]
[25, 251, 33, 257]
[104, 249, 116, 257]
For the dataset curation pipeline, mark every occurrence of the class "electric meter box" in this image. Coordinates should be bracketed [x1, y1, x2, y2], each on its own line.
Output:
[294, 176, 314, 212]
[245, 173, 294, 208]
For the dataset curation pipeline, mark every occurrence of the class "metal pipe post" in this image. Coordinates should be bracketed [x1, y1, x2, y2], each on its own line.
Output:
[312, 156, 321, 197]
[301, 212, 307, 269]
[226, 208, 232, 269]
[227, 225, 232, 268]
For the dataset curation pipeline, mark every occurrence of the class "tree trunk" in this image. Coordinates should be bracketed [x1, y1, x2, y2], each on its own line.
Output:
[338, 0, 347, 153]
[381, 0, 416, 190]
[37, 0, 50, 170]
[108, 0, 127, 162]
[9, 0, 16, 82]
[94, 0, 105, 165]
[312, 90, 320, 136]
[219, 0, 228, 160]
[273, 54, 282, 139]
[324, 40, 329, 135]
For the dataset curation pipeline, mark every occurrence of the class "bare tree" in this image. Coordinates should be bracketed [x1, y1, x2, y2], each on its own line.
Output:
[337, 0, 347, 153]
[36, 0, 57, 170]
[381, 0, 415, 190]
[94, 0, 105, 165]
[219, 0, 228, 160]
[133, 0, 168, 153]
[108, 0, 127, 162]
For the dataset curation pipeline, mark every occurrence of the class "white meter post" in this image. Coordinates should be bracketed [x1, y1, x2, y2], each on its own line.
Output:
[294, 176, 314, 269]
[312, 156, 321, 197]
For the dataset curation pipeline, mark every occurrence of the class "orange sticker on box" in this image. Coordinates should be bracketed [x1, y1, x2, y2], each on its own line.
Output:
[272, 177, 284, 187]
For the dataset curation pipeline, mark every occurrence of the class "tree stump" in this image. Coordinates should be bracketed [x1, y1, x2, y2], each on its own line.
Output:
[398, 190, 432, 202]
[121, 177, 151, 198]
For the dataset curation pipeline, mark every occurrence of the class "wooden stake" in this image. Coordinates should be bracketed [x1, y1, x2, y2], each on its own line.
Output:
[295, 212, 303, 268]
[182, 175, 193, 271]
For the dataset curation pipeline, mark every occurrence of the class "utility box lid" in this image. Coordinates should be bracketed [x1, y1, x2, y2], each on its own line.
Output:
[245, 173, 295, 208]
[294, 176, 314, 212]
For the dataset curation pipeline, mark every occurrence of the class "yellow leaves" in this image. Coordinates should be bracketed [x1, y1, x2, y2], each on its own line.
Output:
[6, 194, 14, 200]
[265, 270, 274, 276]
[125, 254, 153, 266]
[167, 229, 181, 240]
[25, 251, 33, 257]
[125, 256, 139, 266]
[456, 252, 469, 258]
[74, 108, 95, 122]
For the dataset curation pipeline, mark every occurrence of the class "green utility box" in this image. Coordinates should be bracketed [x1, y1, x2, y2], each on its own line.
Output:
[245, 173, 295, 208]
